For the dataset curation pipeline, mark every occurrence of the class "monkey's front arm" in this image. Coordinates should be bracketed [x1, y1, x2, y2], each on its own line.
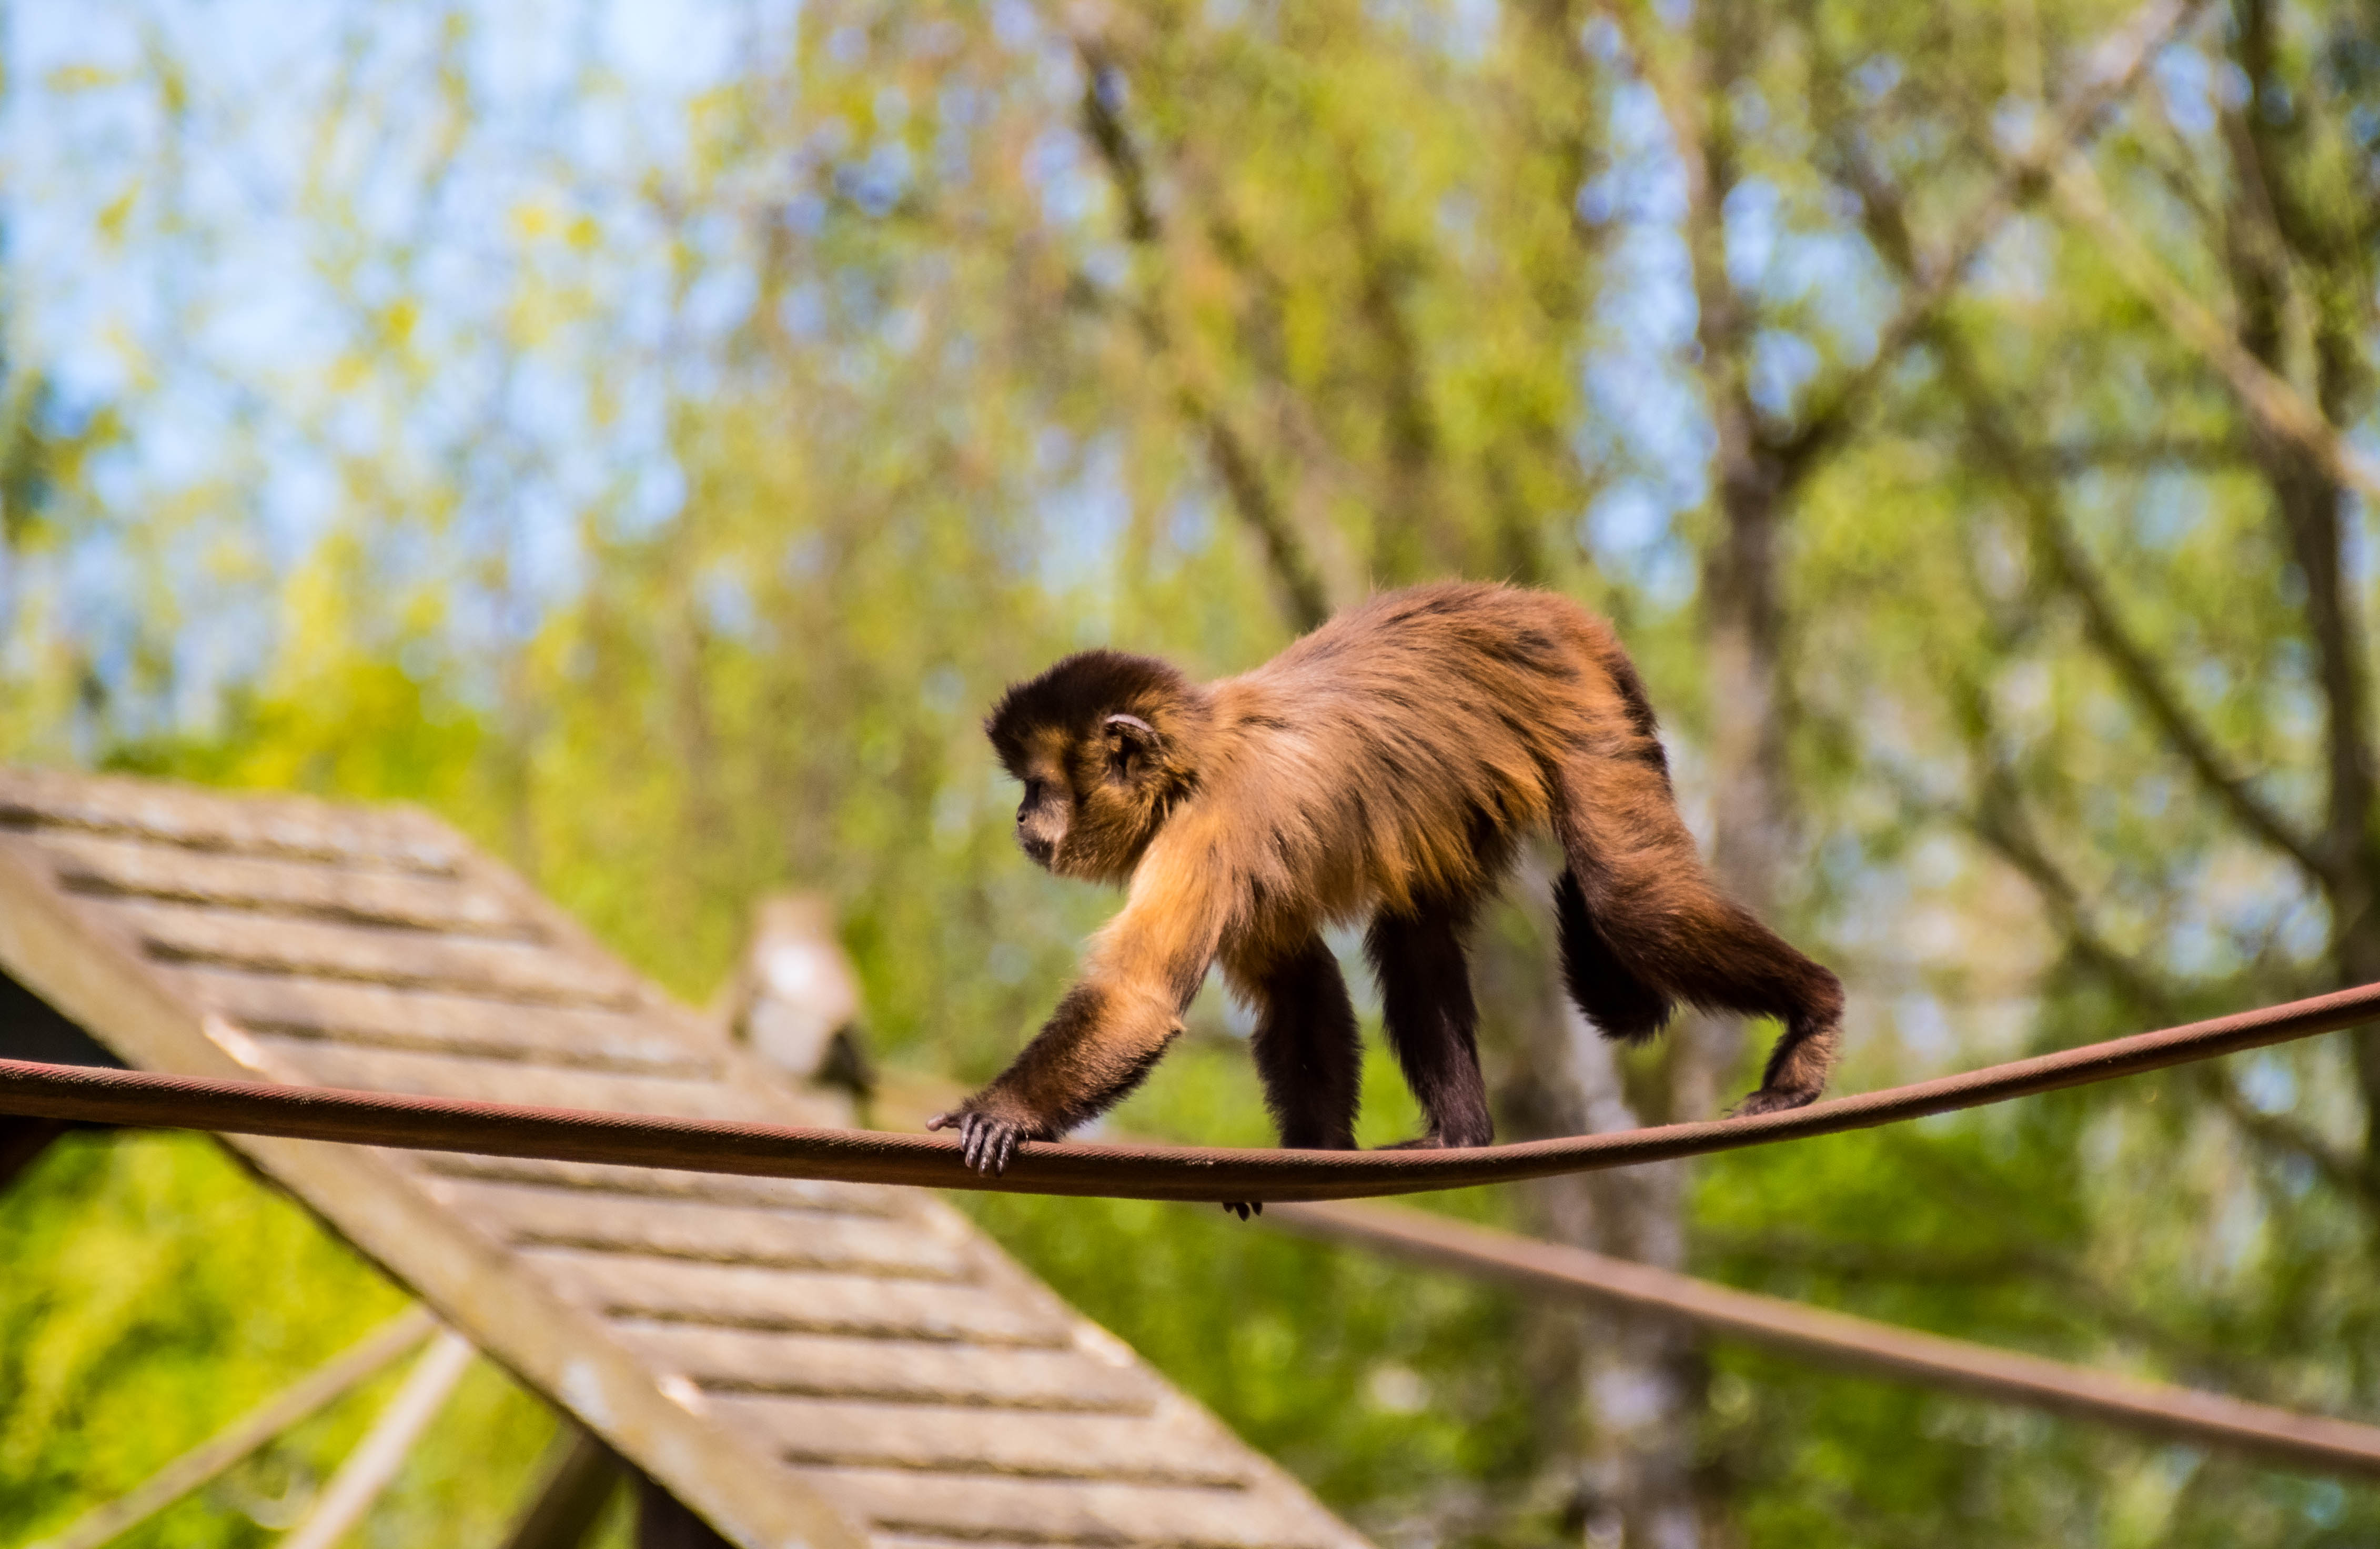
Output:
[932, 832, 1229, 1174]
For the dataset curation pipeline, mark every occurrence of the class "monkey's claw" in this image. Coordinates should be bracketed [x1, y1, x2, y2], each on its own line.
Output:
[1729, 1086, 1819, 1119]
[964, 1114, 1024, 1174]
[927, 1110, 1028, 1175]
[1379, 1123, 1491, 1150]
[1219, 1200, 1263, 1221]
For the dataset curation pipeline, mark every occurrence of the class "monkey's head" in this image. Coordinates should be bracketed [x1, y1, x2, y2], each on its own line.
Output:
[986, 650, 1205, 883]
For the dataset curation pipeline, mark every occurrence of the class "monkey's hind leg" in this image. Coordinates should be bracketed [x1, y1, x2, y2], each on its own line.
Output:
[1365, 902, 1494, 1149]
[1229, 933, 1363, 1152]
[1214, 933, 1362, 1220]
[1552, 868, 1674, 1044]
[1552, 752, 1844, 1115]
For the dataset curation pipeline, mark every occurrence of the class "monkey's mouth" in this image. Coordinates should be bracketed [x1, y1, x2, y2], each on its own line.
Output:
[1020, 834, 1057, 868]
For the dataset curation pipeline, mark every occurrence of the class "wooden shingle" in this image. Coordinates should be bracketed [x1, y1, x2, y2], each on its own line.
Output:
[0, 769, 1368, 1549]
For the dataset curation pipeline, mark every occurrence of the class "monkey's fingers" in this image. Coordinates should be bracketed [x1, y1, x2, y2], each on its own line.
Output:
[952, 1113, 1023, 1175]
[925, 1111, 956, 1132]
[1218, 1201, 1262, 1220]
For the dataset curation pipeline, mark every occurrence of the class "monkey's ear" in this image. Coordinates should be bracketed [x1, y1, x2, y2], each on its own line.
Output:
[1102, 712, 1160, 777]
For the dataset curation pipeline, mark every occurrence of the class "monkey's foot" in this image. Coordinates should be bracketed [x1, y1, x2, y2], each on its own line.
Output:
[926, 1109, 1034, 1175]
[1729, 1085, 1821, 1119]
[1377, 1127, 1494, 1150]
[1219, 1201, 1264, 1221]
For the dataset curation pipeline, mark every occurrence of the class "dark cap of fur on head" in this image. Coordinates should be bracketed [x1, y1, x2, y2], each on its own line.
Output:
[985, 650, 1196, 774]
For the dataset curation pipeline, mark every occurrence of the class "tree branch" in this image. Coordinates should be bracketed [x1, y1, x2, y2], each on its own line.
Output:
[1940, 679, 2376, 1210]
[1072, 41, 1331, 632]
[1963, 765, 2172, 1012]
[2044, 152, 2380, 508]
[1974, 776, 2376, 1209]
[1188, 402, 1330, 630]
[1341, 156, 1443, 585]
[1937, 343, 2332, 885]
[2033, 435, 2253, 475]
[2195, 1063, 2380, 1209]
[1773, 0, 2214, 485]
[2032, 503, 2328, 882]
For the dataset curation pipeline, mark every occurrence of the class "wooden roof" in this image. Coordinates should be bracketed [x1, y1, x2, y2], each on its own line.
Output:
[0, 768, 1366, 1549]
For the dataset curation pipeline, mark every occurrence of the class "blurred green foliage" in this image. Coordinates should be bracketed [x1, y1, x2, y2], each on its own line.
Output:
[0, 1132, 603, 1549]
[7, 0, 2380, 1544]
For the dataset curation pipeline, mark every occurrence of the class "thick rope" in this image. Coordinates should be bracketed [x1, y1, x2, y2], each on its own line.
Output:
[2, 982, 2373, 1202]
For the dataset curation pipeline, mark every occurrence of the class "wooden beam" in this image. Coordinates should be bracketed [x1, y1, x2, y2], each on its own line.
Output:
[23, 1307, 436, 1549]
[636, 1475, 739, 1549]
[278, 1328, 477, 1549]
[0, 1115, 67, 1192]
[499, 1428, 625, 1549]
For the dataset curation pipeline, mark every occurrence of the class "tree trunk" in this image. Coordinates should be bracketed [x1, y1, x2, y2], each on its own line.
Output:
[2228, 0, 2380, 1188]
[1494, 880, 1703, 1548]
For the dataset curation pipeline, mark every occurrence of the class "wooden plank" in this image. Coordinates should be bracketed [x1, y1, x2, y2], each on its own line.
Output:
[610, 1329, 1161, 1415]
[0, 781, 1373, 1549]
[176, 969, 713, 1075]
[240, 1037, 765, 1120]
[112, 901, 642, 1005]
[0, 837, 869, 1549]
[424, 1179, 972, 1280]
[410, 1153, 894, 1217]
[714, 1397, 1252, 1486]
[0, 769, 463, 873]
[800, 1470, 1356, 1549]
[33, 831, 530, 937]
[217, 1132, 869, 1549]
[430, 835, 825, 1107]
[526, 1253, 1072, 1347]
[0, 837, 244, 1081]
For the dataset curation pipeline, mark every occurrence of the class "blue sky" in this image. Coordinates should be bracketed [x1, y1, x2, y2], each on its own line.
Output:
[1, 0, 1788, 730]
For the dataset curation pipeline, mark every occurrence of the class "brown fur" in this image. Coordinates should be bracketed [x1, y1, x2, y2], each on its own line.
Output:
[930, 581, 1844, 1176]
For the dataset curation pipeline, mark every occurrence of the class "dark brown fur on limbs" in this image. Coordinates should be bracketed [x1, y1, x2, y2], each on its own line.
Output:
[929, 581, 1844, 1192]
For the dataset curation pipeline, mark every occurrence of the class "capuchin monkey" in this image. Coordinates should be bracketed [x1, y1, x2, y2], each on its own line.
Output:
[930, 581, 1843, 1186]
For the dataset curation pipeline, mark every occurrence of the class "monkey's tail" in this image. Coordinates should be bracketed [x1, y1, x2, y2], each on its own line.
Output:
[1552, 869, 1673, 1044]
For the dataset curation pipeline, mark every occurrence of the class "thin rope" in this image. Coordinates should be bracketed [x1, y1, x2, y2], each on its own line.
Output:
[2, 982, 2372, 1201]
[1271, 1200, 2380, 1480]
